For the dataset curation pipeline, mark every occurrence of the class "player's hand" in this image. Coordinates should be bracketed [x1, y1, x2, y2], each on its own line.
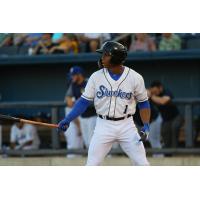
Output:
[58, 118, 70, 132]
[139, 123, 150, 142]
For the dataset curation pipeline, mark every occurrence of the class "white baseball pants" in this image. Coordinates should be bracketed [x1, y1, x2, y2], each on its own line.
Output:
[86, 117, 149, 166]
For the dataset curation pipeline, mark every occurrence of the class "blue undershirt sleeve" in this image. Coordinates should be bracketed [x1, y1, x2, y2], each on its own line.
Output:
[138, 100, 150, 110]
[138, 100, 150, 128]
[64, 97, 93, 124]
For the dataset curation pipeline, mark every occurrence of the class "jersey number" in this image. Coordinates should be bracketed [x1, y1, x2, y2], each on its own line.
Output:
[123, 105, 128, 114]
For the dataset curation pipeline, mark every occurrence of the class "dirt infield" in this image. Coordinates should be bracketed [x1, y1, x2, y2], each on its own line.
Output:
[0, 156, 200, 166]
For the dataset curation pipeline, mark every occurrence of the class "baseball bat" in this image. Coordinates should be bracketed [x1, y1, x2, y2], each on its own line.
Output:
[0, 114, 58, 129]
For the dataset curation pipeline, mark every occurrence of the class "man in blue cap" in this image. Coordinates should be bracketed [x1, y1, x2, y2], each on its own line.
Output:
[64, 66, 96, 152]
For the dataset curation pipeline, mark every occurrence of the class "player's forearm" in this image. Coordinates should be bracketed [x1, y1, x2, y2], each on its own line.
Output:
[139, 108, 151, 124]
[151, 95, 170, 105]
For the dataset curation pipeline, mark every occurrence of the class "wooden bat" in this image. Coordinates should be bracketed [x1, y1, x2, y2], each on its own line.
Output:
[0, 114, 58, 129]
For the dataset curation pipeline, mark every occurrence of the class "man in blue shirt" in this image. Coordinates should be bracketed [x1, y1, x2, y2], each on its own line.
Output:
[64, 66, 96, 149]
[150, 81, 183, 148]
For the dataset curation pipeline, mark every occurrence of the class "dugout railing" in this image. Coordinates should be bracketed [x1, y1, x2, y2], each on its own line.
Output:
[0, 98, 200, 156]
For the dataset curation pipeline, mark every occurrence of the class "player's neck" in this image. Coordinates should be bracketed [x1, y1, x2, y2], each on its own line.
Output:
[108, 65, 124, 75]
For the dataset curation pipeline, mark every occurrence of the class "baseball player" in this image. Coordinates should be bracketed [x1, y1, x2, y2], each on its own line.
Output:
[10, 116, 40, 150]
[58, 41, 151, 166]
[64, 68, 84, 154]
[64, 66, 96, 149]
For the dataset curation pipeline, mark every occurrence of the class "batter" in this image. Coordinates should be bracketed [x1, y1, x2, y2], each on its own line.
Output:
[58, 41, 151, 166]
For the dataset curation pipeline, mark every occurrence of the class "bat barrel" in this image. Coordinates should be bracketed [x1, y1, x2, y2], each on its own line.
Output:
[20, 119, 58, 128]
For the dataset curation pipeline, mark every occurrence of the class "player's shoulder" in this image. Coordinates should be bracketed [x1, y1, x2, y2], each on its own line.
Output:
[89, 68, 104, 79]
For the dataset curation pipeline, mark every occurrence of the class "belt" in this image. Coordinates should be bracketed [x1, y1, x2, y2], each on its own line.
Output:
[98, 114, 133, 121]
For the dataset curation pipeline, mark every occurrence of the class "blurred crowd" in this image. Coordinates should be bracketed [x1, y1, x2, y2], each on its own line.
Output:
[0, 33, 197, 56]
[0, 33, 111, 55]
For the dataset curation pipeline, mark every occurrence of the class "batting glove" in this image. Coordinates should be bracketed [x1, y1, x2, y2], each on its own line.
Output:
[58, 118, 70, 132]
[139, 123, 150, 142]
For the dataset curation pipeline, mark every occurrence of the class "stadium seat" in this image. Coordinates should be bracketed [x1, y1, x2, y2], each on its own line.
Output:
[0, 46, 18, 56]
[185, 37, 200, 49]
[18, 46, 29, 55]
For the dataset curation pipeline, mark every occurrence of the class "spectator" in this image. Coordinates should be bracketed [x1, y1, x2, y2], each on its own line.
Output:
[32, 33, 54, 55]
[118, 33, 132, 50]
[110, 33, 120, 40]
[64, 66, 96, 149]
[52, 33, 63, 44]
[0, 33, 13, 47]
[159, 33, 181, 51]
[23, 33, 43, 47]
[0, 34, 8, 44]
[49, 34, 79, 54]
[150, 81, 184, 149]
[129, 33, 156, 52]
[81, 33, 111, 52]
[10, 117, 40, 150]
[13, 33, 27, 46]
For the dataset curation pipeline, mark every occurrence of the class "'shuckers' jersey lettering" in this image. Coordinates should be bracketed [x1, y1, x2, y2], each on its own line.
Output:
[81, 66, 148, 118]
[96, 85, 133, 100]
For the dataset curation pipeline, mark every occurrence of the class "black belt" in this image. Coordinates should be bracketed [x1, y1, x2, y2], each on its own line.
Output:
[98, 114, 133, 121]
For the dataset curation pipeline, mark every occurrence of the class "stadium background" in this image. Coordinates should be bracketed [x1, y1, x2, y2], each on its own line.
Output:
[0, 33, 200, 165]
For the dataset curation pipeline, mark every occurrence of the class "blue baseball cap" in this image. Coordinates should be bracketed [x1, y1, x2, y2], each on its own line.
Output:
[69, 66, 84, 77]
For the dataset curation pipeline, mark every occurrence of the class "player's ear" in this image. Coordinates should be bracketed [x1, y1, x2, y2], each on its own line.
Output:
[98, 58, 104, 68]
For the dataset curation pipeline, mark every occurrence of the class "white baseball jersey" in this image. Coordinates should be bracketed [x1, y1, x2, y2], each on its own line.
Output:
[10, 124, 40, 149]
[81, 66, 148, 118]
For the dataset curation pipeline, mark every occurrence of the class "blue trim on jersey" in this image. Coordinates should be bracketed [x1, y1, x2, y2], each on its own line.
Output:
[138, 100, 150, 110]
[108, 70, 122, 81]
[64, 97, 92, 124]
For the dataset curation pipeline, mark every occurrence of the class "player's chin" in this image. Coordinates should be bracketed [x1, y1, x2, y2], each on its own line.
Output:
[103, 65, 109, 68]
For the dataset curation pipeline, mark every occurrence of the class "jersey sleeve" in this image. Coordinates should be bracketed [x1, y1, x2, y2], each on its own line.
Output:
[81, 75, 95, 101]
[134, 74, 148, 102]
